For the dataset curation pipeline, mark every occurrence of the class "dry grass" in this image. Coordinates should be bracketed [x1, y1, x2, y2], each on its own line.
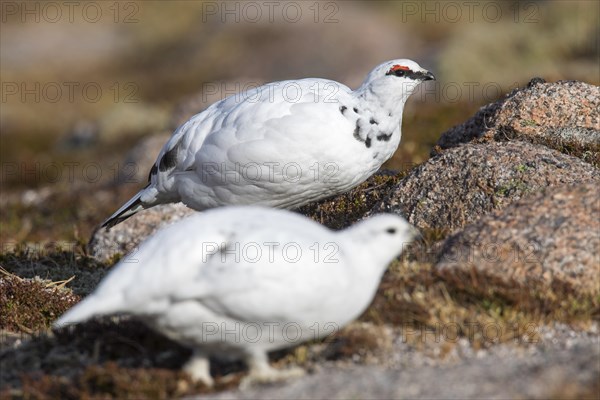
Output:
[364, 258, 598, 350]
[321, 322, 392, 363]
[16, 364, 208, 400]
[0, 248, 110, 297]
[0, 270, 79, 333]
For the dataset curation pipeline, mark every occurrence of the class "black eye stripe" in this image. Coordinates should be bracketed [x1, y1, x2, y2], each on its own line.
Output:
[386, 69, 433, 81]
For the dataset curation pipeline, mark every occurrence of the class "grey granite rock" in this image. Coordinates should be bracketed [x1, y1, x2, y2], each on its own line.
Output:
[88, 203, 197, 262]
[436, 183, 600, 296]
[435, 79, 600, 165]
[370, 141, 599, 233]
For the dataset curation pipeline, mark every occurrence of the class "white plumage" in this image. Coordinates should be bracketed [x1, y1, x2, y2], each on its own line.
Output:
[103, 59, 434, 228]
[55, 206, 415, 386]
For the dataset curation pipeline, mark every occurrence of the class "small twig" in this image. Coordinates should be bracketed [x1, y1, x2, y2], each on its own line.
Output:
[0, 266, 22, 281]
[363, 182, 388, 193]
[45, 275, 75, 290]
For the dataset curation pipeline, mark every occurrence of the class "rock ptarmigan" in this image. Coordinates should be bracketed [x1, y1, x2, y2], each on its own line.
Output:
[102, 59, 434, 228]
[55, 206, 415, 387]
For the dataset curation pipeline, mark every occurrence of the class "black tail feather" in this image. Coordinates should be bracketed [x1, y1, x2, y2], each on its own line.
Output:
[101, 188, 147, 230]
[101, 203, 140, 230]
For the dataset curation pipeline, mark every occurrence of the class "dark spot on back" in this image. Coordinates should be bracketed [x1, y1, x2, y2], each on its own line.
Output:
[353, 107, 358, 113]
[340, 105, 347, 115]
[159, 141, 181, 172]
[148, 164, 158, 182]
[353, 120, 362, 142]
[365, 136, 372, 148]
[376, 132, 392, 142]
[370, 118, 378, 125]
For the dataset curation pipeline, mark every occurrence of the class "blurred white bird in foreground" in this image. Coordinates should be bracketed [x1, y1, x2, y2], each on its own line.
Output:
[55, 207, 414, 387]
[102, 59, 434, 228]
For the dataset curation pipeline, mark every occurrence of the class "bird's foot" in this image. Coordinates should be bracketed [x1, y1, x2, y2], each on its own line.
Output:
[183, 353, 214, 388]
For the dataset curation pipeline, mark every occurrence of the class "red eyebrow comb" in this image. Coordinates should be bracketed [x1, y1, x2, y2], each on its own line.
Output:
[390, 64, 410, 71]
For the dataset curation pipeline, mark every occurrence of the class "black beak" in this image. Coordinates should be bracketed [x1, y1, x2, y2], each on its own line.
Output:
[406, 70, 435, 81]
[421, 71, 435, 81]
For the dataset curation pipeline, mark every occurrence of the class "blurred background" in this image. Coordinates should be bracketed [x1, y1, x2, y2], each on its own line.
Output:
[1, 0, 598, 243]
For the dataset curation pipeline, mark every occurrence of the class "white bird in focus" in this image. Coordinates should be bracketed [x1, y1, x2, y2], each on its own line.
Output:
[102, 59, 434, 228]
[55, 206, 415, 387]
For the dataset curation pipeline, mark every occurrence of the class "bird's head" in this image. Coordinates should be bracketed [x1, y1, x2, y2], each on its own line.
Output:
[342, 213, 417, 273]
[357, 59, 435, 108]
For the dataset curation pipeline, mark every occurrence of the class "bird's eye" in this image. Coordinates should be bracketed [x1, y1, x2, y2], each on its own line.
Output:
[386, 65, 411, 77]
[386, 227, 397, 234]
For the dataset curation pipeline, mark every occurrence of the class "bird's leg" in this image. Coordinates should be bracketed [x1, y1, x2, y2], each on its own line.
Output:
[183, 351, 214, 387]
[240, 350, 305, 389]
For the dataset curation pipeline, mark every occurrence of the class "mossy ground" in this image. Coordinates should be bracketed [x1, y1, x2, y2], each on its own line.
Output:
[297, 170, 404, 229]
